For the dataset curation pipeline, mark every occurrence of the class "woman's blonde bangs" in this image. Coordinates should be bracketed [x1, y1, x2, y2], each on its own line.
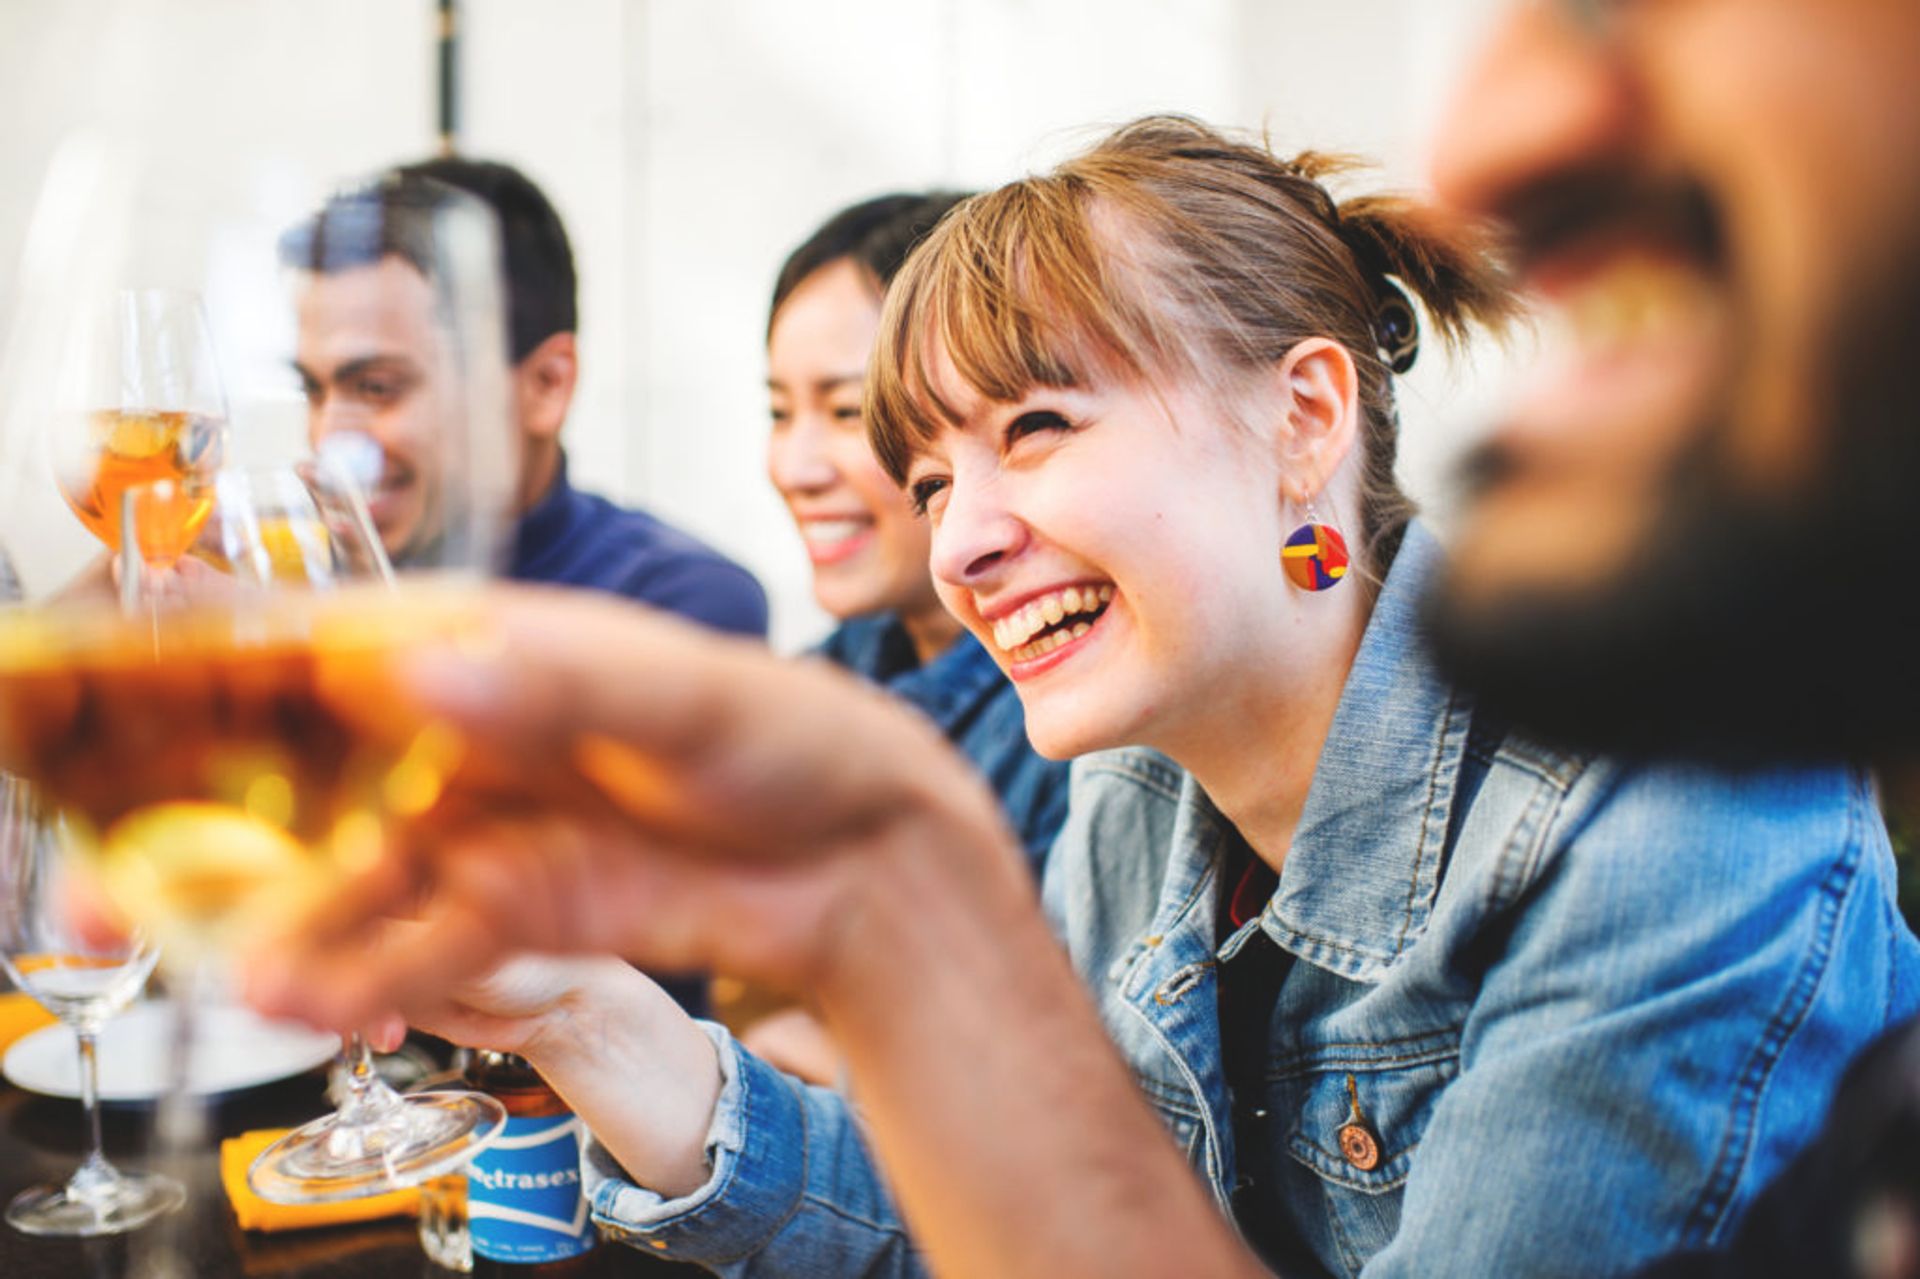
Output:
[867, 178, 1173, 484]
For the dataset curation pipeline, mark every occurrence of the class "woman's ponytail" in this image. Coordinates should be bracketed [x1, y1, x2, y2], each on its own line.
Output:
[1333, 190, 1517, 364]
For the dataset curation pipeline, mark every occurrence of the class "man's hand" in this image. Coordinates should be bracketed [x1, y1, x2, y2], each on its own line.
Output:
[244, 585, 1024, 1032]
[232, 584, 1261, 1279]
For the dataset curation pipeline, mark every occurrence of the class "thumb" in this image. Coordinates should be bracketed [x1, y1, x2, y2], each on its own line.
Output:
[365, 1012, 409, 1054]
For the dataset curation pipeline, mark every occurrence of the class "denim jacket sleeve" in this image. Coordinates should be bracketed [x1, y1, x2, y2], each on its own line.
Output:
[583, 1021, 928, 1278]
[1359, 760, 1913, 1278]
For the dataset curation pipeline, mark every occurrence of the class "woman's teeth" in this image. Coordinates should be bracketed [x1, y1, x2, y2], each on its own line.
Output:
[992, 584, 1113, 657]
[1009, 622, 1094, 662]
[802, 518, 869, 546]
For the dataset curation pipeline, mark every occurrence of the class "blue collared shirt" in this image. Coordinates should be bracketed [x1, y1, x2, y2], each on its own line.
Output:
[510, 454, 768, 640]
[583, 522, 1920, 1278]
[814, 614, 1069, 870]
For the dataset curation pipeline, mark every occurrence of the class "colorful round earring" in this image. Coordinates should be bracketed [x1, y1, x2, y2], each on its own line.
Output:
[1281, 505, 1350, 592]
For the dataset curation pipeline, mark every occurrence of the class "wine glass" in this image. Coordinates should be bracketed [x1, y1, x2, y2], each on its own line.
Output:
[110, 464, 505, 1205]
[0, 771, 184, 1236]
[45, 288, 227, 564]
[0, 172, 517, 1215]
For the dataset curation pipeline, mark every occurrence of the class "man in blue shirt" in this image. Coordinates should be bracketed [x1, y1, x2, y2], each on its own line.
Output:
[281, 159, 767, 640]
[281, 163, 766, 1018]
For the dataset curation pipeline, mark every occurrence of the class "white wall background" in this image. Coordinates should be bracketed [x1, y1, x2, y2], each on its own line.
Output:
[0, 0, 1513, 648]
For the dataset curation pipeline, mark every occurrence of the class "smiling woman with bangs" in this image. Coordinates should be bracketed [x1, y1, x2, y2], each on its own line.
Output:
[382, 117, 1919, 1279]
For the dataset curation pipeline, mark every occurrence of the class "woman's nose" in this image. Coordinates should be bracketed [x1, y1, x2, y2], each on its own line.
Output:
[767, 413, 838, 494]
[929, 478, 1027, 588]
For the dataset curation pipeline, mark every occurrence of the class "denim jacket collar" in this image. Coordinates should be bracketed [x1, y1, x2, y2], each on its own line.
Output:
[1147, 522, 1473, 985]
[1264, 521, 1473, 981]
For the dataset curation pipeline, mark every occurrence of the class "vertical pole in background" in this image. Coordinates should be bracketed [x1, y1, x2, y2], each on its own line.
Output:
[436, 0, 460, 157]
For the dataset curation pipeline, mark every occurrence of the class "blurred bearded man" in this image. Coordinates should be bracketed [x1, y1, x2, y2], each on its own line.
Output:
[1424, 0, 1920, 770]
[1427, 4, 1920, 1277]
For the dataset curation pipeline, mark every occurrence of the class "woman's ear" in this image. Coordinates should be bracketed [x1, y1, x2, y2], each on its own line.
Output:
[1271, 337, 1360, 505]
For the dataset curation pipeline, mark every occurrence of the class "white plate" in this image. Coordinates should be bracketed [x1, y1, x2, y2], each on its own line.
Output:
[3, 1001, 339, 1102]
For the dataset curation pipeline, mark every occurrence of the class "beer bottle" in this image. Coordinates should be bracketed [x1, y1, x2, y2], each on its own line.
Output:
[464, 1050, 602, 1276]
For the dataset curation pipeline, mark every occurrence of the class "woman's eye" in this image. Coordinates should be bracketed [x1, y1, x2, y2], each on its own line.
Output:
[1006, 410, 1071, 443]
[908, 476, 949, 517]
[768, 405, 791, 426]
[831, 405, 865, 424]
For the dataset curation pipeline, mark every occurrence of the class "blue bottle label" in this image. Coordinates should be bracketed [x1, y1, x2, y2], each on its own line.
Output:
[466, 1113, 597, 1263]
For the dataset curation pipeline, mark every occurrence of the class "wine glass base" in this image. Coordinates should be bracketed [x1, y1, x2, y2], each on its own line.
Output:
[247, 1089, 505, 1205]
[6, 1170, 186, 1237]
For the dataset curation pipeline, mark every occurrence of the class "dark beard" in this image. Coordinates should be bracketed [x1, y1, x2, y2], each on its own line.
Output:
[1424, 252, 1920, 767]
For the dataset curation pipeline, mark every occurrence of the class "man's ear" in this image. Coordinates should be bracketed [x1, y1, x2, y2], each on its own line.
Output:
[514, 331, 578, 442]
[1270, 337, 1361, 505]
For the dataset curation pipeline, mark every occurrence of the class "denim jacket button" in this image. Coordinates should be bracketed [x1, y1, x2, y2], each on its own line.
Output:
[1338, 1122, 1381, 1171]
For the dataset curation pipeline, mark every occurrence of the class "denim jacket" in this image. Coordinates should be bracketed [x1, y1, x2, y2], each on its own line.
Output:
[815, 613, 1070, 870]
[583, 523, 1920, 1278]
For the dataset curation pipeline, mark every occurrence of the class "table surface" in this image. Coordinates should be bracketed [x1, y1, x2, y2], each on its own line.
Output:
[0, 1056, 709, 1277]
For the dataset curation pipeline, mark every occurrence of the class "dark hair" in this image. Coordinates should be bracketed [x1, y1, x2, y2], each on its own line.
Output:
[769, 192, 971, 338]
[278, 172, 447, 289]
[279, 158, 577, 364]
[868, 115, 1515, 577]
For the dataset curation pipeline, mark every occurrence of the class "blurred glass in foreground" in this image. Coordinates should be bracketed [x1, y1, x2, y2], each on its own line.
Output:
[0, 155, 518, 1265]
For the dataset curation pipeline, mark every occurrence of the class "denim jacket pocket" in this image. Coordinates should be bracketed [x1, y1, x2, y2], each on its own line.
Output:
[1272, 1041, 1459, 1277]
[1281, 1048, 1457, 1193]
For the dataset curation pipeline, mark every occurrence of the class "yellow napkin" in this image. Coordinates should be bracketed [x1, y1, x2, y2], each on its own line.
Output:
[220, 1128, 420, 1232]
[0, 991, 58, 1056]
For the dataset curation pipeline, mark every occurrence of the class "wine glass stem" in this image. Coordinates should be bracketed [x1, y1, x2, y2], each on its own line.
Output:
[335, 1033, 402, 1125]
[65, 1024, 121, 1202]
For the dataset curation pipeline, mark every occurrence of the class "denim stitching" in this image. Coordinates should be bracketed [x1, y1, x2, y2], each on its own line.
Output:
[1288, 1136, 1419, 1194]
[1874, 776, 1904, 1030]
[1266, 1038, 1461, 1082]
[1272, 701, 1474, 971]
[1395, 697, 1456, 957]
[1167, 813, 1228, 929]
[1496, 736, 1588, 790]
[697, 1050, 814, 1265]
[1082, 755, 1185, 803]
[1323, 1180, 1370, 1277]
[1484, 757, 1595, 919]
[1270, 1025, 1462, 1054]
[796, 1191, 918, 1241]
[1176, 820, 1230, 925]
[1267, 923, 1399, 967]
[1122, 827, 1224, 1002]
[1121, 997, 1233, 1209]
[1679, 791, 1864, 1246]
[1134, 1070, 1207, 1116]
